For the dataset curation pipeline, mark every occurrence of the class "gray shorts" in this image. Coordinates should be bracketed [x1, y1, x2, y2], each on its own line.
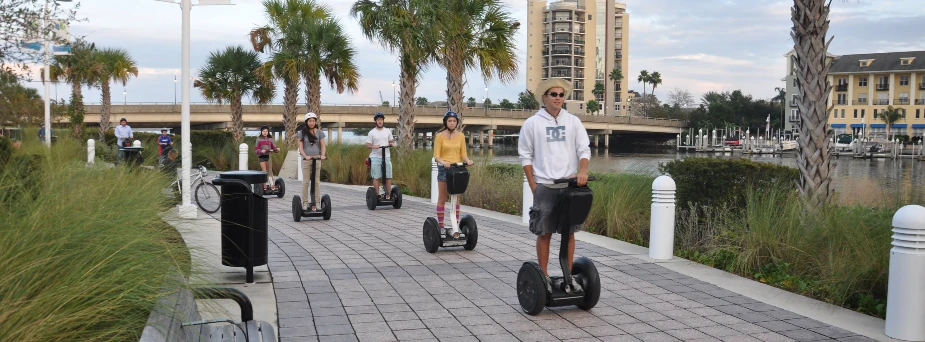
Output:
[528, 184, 584, 236]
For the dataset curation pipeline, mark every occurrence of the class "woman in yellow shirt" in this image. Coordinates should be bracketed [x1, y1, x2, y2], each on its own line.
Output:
[434, 111, 473, 236]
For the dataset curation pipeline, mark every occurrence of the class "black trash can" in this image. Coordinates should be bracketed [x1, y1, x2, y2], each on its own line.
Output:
[120, 146, 144, 166]
[210, 170, 268, 283]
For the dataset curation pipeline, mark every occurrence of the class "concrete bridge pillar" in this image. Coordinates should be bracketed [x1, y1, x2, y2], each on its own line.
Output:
[488, 129, 494, 148]
[605, 134, 610, 147]
[327, 127, 332, 145]
[468, 131, 475, 147]
[337, 126, 342, 144]
[479, 131, 485, 147]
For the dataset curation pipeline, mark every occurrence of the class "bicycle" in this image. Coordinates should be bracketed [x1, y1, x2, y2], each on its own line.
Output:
[168, 165, 221, 213]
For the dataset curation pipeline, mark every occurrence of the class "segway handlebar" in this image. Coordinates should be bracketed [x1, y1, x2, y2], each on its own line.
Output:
[449, 161, 473, 167]
[553, 176, 597, 184]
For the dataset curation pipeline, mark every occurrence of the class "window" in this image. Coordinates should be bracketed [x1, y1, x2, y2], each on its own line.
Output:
[792, 94, 798, 103]
[879, 76, 889, 85]
[874, 109, 879, 118]
[837, 93, 847, 105]
[838, 78, 847, 85]
[860, 59, 874, 67]
[901, 57, 915, 65]
[858, 93, 868, 104]
[859, 77, 868, 87]
[902, 109, 906, 118]
[854, 109, 858, 118]
[901, 76, 909, 86]
[793, 78, 798, 87]
[842, 109, 846, 118]
[861, 109, 865, 118]
[918, 109, 921, 119]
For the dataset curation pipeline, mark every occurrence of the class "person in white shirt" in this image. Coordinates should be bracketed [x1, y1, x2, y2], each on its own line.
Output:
[518, 78, 591, 277]
[366, 112, 395, 199]
[114, 118, 134, 162]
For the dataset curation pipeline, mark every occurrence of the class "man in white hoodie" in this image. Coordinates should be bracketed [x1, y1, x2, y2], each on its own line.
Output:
[519, 78, 591, 277]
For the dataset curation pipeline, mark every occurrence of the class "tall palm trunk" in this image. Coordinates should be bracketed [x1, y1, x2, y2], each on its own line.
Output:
[397, 66, 417, 152]
[282, 77, 299, 149]
[303, 69, 321, 118]
[445, 48, 465, 115]
[70, 82, 84, 138]
[99, 82, 111, 140]
[230, 97, 245, 144]
[791, 0, 835, 206]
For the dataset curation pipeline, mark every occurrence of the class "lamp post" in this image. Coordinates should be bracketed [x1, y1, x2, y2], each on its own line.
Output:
[174, 75, 177, 104]
[156, 0, 232, 219]
[42, 0, 73, 147]
[391, 80, 395, 114]
[484, 87, 489, 116]
[123, 88, 126, 105]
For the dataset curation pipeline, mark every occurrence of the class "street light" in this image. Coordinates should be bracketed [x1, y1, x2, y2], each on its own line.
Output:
[156, 0, 233, 220]
[484, 87, 489, 116]
[123, 88, 126, 105]
[42, 0, 73, 147]
[174, 75, 177, 105]
[391, 80, 395, 114]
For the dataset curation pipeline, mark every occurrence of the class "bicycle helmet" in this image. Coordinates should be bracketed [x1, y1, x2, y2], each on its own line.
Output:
[373, 112, 385, 121]
[304, 112, 318, 121]
[443, 111, 460, 131]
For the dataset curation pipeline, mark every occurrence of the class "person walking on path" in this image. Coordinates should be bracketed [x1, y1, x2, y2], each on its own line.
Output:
[433, 110, 473, 237]
[298, 113, 326, 210]
[255, 125, 281, 191]
[518, 78, 591, 277]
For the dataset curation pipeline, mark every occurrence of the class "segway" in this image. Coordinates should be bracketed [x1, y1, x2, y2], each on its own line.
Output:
[254, 148, 285, 198]
[422, 162, 477, 253]
[291, 157, 331, 221]
[365, 146, 402, 210]
[517, 176, 600, 316]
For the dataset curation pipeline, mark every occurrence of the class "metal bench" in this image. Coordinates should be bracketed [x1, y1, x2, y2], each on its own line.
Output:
[139, 287, 275, 342]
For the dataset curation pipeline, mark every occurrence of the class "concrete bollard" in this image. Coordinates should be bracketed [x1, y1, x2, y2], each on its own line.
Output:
[886, 204, 925, 341]
[522, 174, 533, 224]
[430, 158, 438, 204]
[239, 143, 248, 171]
[649, 175, 677, 260]
[87, 139, 95, 164]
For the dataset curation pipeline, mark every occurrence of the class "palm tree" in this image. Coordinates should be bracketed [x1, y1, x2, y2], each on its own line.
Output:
[194, 45, 276, 144]
[637, 70, 649, 116]
[46, 38, 99, 139]
[90, 48, 138, 140]
[251, 0, 330, 148]
[435, 0, 519, 117]
[351, 0, 440, 151]
[591, 81, 605, 101]
[649, 71, 662, 96]
[609, 66, 622, 113]
[773, 86, 787, 130]
[880, 105, 902, 140]
[791, 0, 839, 205]
[299, 17, 360, 120]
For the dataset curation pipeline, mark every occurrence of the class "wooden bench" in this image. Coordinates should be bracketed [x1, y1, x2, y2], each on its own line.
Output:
[139, 287, 276, 342]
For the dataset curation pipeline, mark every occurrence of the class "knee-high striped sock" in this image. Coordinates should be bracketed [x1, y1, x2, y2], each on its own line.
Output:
[455, 202, 461, 224]
[436, 205, 445, 229]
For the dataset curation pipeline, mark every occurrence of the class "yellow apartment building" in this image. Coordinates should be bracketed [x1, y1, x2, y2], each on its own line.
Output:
[823, 51, 925, 139]
[525, 0, 629, 115]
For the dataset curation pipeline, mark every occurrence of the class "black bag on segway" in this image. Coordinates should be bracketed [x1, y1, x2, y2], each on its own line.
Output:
[445, 166, 470, 195]
[556, 186, 594, 230]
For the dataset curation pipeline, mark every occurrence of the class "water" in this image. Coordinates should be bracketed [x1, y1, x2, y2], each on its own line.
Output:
[467, 144, 925, 191]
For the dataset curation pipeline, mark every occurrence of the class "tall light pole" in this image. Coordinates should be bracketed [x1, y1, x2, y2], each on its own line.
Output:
[123, 88, 126, 105]
[42, 0, 73, 147]
[391, 80, 395, 114]
[156, 0, 233, 219]
[174, 75, 177, 105]
[484, 87, 489, 116]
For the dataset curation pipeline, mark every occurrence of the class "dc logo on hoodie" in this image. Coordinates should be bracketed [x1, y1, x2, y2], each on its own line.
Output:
[546, 126, 566, 142]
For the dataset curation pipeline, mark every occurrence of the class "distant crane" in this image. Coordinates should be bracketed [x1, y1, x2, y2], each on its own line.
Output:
[379, 91, 385, 105]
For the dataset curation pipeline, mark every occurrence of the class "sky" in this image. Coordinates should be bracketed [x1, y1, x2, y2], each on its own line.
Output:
[15, 0, 925, 107]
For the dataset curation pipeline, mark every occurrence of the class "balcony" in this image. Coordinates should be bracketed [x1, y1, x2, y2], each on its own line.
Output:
[553, 16, 572, 21]
[574, 49, 585, 56]
[835, 84, 848, 91]
[551, 49, 571, 55]
[575, 40, 585, 45]
[920, 83, 925, 90]
[790, 101, 797, 107]
[790, 115, 801, 122]
[615, 32, 622, 39]
[552, 72, 571, 78]
[877, 84, 889, 91]
[873, 99, 890, 105]
[552, 38, 572, 43]
[575, 71, 584, 78]
[916, 99, 925, 105]
[551, 60, 571, 67]
[896, 98, 910, 105]
[836, 100, 847, 105]
[616, 53, 623, 59]
[573, 82, 583, 89]
[542, 50, 549, 56]
[856, 98, 867, 105]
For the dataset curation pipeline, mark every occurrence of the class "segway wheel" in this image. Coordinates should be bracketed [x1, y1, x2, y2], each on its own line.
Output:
[422, 217, 441, 253]
[321, 194, 332, 220]
[291, 195, 302, 222]
[517, 262, 548, 316]
[572, 257, 601, 311]
[255, 183, 265, 196]
[275, 178, 286, 198]
[365, 187, 377, 210]
[460, 215, 478, 250]
[391, 185, 402, 209]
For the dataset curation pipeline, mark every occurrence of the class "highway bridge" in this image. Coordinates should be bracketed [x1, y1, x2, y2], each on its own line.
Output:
[72, 103, 686, 145]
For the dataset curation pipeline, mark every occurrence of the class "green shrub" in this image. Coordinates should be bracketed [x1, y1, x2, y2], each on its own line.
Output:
[0, 134, 197, 340]
[0, 136, 13, 165]
[657, 157, 798, 211]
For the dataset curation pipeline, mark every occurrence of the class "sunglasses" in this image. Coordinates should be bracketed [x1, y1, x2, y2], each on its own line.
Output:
[545, 92, 566, 98]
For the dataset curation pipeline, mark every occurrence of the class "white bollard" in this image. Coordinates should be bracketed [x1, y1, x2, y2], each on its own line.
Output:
[297, 153, 303, 181]
[649, 175, 677, 260]
[87, 139, 95, 164]
[522, 174, 533, 224]
[132, 140, 141, 147]
[430, 158, 438, 204]
[239, 143, 248, 171]
[886, 204, 925, 341]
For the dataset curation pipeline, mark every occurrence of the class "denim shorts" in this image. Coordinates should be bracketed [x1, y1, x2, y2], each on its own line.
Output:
[437, 164, 447, 182]
[370, 157, 392, 179]
[528, 184, 584, 236]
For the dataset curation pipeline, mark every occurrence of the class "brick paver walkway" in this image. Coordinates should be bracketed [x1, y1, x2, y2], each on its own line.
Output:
[213, 180, 875, 342]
